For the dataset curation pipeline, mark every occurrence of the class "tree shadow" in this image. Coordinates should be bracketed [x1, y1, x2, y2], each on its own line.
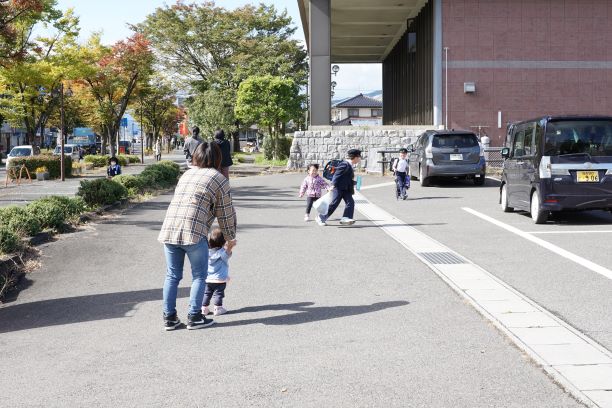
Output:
[218, 300, 410, 327]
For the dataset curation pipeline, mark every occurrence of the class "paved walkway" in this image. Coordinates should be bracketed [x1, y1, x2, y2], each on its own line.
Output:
[0, 173, 587, 407]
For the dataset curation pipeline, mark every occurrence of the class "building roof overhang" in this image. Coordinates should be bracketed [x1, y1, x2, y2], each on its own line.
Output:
[298, 0, 429, 63]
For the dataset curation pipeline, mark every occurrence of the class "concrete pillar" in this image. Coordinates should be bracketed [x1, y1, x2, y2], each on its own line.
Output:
[432, 0, 443, 128]
[309, 0, 331, 126]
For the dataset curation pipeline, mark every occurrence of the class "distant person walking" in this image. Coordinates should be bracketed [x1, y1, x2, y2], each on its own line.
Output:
[214, 128, 233, 178]
[183, 126, 202, 166]
[154, 139, 162, 161]
[158, 141, 237, 331]
[317, 149, 361, 226]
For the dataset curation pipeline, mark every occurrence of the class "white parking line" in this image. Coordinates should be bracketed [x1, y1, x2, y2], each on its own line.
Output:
[355, 194, 612, 408]
[527, 230, 612, 234]
[462, 207, 612, 282]
[359, 181, 396, 190]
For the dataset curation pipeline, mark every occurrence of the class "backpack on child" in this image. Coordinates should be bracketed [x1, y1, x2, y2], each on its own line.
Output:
[389, 157, 399, 173]
[323, 159, 343, 181]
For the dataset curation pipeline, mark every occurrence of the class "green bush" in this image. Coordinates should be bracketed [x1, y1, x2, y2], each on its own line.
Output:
[83, 155, 108, 168]
[0, 206, 42, 237]
[118, 154, 140, 164]
[0, 226, 19, 254]
[141, 161, 180, 187]
[33, 196, 86, 219]
[8, 155, 72, 179]
[26, 200, 67, 230]
[77, 178, 128, 206]
[113, 174, 146, 197]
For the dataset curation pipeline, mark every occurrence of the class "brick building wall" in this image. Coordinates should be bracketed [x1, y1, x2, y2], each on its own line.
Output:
[442, 0, 612, 145]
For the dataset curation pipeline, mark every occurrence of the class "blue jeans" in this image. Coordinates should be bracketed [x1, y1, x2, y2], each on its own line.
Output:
[163, 240, 209, 316]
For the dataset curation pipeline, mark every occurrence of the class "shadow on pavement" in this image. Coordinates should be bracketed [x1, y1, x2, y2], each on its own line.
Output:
[219, 300, 409, 327]
[423, 178, 501, 188]
[515, 209, 612, 226]
[0, 287, 190, 334]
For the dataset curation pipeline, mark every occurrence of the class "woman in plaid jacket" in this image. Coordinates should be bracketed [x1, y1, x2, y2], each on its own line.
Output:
[158, 141, 237, 331]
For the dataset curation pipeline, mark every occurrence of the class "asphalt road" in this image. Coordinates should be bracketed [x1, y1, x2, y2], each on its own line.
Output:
[0, 173, 591, 407]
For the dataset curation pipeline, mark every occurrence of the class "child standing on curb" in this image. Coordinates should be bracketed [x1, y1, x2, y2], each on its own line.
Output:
[299, 164, 329, 222]
[202, 228, 236, 316]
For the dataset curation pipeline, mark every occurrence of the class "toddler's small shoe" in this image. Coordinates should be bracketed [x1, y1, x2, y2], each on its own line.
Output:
[304, 214, 309, 222]
[213, 306, 227, 316]
[202, 306, 210, 315]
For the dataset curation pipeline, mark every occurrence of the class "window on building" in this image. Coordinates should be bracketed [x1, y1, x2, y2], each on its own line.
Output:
[348, 109, 359, 117]
[371, 109, 382, 117]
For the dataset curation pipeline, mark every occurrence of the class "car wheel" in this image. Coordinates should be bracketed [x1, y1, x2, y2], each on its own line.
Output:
[530, 190, 548, 224]
[500, 184, 513, 212]
[474, 175, 485, 186]
[419, 165, 430, 187]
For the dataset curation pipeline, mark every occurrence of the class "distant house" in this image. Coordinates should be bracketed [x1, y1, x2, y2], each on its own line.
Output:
[332, 93, 383, 126]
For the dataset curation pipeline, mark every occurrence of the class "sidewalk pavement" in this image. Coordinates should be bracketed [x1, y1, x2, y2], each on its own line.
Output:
[0, 173, 582, 407]
[0, 152, 187, 207]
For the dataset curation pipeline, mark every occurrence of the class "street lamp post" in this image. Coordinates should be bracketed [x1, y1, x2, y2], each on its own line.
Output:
[59, 83, 65, 181]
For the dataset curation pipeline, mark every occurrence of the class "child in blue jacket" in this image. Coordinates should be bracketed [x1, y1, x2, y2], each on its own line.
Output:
[202, 227, 236, 316]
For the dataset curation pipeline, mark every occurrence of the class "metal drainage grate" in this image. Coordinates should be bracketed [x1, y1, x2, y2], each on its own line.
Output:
[418, 252, 467, 265]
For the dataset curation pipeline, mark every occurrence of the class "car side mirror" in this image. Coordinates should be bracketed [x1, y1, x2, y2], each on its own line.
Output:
[501, 147, 510, 159]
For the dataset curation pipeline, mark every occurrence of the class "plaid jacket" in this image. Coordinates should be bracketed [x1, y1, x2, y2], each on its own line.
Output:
[158, 168, 236, 245]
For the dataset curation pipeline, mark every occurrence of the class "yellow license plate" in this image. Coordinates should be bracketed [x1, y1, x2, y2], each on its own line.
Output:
[577, 171, 599, 182]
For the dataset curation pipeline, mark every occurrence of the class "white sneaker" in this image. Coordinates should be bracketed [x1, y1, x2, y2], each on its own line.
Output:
[213, 306, 227, 316]
[202, 306, 210, 315]
[316, 215, 326, 226]
[304, 214, 309, 222]
[339, 217, 356, 225]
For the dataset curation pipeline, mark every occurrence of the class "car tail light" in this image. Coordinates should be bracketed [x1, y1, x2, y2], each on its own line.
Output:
[606, 169, 612, 175]
[539, 156, 551, 179]
[479, 143, 485, 157]
[425, 146, 433, 159]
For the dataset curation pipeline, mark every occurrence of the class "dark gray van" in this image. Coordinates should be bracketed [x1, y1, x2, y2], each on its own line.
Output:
[500, 116, 612, 223]
[408, 130, 486, 186]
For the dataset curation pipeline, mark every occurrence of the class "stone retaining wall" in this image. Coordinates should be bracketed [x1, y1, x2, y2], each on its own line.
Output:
[287, 126, 431, 171]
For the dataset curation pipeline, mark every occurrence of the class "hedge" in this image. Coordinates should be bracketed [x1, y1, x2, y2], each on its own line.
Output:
[0, 226, 19, 255]
[113, 175, 146, 197]
[83, 155, 129, 168]
[8, 155, 72, 179]
[118, 154, 140, 164]
[77, 178, 128, 206]
[0, 206, 41, 237]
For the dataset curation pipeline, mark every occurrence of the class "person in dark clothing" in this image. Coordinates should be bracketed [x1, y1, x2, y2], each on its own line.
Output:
[318, 149, 362, 226]
[107, 156, 122, 178]
[214, 128, 233, 178]
[184, 126, 202, 166]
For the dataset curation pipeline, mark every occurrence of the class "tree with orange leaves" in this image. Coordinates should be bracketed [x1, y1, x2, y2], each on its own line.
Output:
[80, 33, 153, 156]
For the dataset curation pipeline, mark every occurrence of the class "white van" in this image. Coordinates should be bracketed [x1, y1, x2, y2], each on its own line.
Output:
[6, 145, 41, 167]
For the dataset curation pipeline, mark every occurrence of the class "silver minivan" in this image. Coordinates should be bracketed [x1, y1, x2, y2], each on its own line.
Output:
[408, 130, 486, 186]
[500, 116, 612, 223]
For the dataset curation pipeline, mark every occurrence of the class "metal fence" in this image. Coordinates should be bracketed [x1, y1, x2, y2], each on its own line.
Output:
[484, 147, 504, 169]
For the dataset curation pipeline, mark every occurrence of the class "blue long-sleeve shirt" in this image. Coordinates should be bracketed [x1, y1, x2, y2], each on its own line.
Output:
[206, 247, 231, 283]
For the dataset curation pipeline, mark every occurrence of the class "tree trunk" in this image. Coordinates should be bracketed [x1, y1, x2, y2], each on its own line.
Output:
[233, 130, 240, 153]
[107, 127, 116, 157]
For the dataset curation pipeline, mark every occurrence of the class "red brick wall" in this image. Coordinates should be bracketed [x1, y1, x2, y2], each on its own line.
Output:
[442, 0, 612, 145]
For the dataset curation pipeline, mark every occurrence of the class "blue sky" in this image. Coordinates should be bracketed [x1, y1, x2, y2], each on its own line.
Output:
[55, 0, 380, 99]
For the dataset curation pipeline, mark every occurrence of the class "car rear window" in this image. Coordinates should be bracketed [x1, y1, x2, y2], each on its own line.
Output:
[432, 134, 478, 148]
[544, 120, 612, 157]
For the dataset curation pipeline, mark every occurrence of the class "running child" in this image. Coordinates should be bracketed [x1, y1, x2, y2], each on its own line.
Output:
[299, 163, 329, 221]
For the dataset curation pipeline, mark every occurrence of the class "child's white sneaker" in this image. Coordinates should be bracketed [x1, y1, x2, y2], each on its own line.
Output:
[304, 214, 309, 222]
[213, 306, 227, 316]
[202, 306, 210, 315]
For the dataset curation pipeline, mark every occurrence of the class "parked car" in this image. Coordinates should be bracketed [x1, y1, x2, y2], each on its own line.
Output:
[500, 115, 612, 224]
[6, 145, 41, 167]
[53, 144, 80, 162]
[408, 130, 486, 186]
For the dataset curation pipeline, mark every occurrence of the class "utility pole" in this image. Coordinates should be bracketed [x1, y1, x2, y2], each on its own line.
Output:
[60, 82, 65, 182]
[140, 97, 144, 164]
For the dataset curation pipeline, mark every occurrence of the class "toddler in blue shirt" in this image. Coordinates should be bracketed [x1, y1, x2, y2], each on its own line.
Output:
[202, 227, 236, 316]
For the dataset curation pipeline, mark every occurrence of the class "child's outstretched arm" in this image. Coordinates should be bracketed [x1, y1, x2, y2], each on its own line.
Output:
[299, 178, 308, 197]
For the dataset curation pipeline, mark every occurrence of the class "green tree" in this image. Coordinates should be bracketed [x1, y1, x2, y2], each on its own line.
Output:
[133, 77, 177, 149]
[138, 2, 307, 150]
[235, 75, 301, 160]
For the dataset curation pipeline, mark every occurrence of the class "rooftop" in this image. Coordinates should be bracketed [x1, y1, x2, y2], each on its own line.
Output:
[333, 93, 383, 108]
